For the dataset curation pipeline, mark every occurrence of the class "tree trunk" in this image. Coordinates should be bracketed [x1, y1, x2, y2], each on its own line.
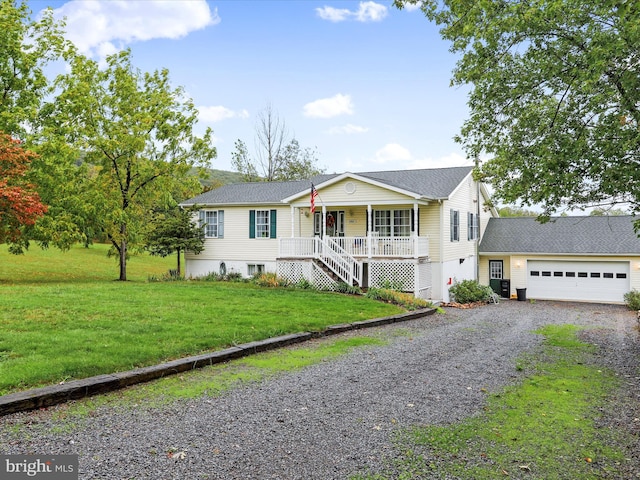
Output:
[119, 223, 127, 281]
[176, 248, 181, 277]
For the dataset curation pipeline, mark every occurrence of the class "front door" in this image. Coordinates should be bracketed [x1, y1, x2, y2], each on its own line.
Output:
[315, 211, 344, 237]
[489, 260, 503, 294]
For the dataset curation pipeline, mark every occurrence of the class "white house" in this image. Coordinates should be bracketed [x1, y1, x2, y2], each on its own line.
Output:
[181, 167, 640, 304]
[180, 166, 495, 302]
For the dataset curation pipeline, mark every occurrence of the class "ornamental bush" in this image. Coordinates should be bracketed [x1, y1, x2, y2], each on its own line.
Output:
[624, 289, 640, 311]
[449, 279, 494, 304]
[365, 287, 432, 311]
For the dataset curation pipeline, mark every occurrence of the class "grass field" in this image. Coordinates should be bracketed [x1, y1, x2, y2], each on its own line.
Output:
[0, 244, 402, 394]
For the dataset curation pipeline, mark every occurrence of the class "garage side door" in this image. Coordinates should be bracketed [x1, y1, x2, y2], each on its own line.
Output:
[527, 260, 630, 303]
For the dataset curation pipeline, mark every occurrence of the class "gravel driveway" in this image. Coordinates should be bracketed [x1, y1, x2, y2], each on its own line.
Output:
[1, 301, 638, 479]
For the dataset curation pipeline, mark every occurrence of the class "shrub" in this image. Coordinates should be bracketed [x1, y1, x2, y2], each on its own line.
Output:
[193, 271, 247, 283]
[448, 279, 494, 304]
[295, 278, 314, 290]
[334, 282, 362, 295]
[252, 272, 289, 288]
[365, 287, 432, 311]
[624, 289, 640, 311]
[148, 270, 184, 282]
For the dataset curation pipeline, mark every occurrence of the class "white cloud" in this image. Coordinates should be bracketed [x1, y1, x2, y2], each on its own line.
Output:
[303, 94, 354, 118]
[316, 2, 387, 22]
[51, 0, 219, 57]
[327, 124, 369, 134]
[315, 6, 351, 22]
[198, 106, 249, 123]
[356, 1, 388, 22]
[374, 143, 413, 164]
[408, 151, 470, 169]
[372, 146, 470, 170]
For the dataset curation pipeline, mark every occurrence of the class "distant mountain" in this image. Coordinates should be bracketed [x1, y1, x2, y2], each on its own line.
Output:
[190, 168, 248, 189]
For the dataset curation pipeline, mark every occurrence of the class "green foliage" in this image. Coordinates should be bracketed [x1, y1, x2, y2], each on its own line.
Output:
[251, 272, 289, 288]
[498, 206, 539, 217]
[193, 271, 246, 283]
[334, 282, 363, 295]
[365, 287, 432, 311]
[0, 0, 71, 137]
[146, 206, 204, 276]
[397, 0, 640, 218]
[448, 279, 494, 304]
[623, 289, 640, 311]
[295, 278, 314, 290]
[147, 270, 184, 283]
[41, 49, 215, 280]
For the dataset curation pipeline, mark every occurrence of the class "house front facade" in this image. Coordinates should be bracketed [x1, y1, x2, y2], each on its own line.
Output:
[180, 166, 495, 302]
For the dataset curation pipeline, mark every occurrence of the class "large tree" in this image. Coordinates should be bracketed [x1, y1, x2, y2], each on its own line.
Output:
[232, 104, 324, 182]
[0, 134, 47, 249]
[46, 50, 215, 280]
[397, 1, 640, 219]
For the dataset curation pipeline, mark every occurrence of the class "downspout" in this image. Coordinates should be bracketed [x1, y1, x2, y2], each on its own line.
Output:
[439, 199, 445, 301]
[475, 156, 481, 282]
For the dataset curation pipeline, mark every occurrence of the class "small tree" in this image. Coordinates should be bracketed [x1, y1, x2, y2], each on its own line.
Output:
[146, 206, 205, 277]
[0, 134, 47, 251]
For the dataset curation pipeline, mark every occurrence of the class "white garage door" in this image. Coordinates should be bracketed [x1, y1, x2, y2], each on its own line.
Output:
[527, 260, 630, 303]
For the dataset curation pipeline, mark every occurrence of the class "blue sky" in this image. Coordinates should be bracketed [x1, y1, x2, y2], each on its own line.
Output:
[33, 0, 473, 175]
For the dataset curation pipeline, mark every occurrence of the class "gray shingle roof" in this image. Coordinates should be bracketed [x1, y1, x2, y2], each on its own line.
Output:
[357, 166, 473, 199]
[181, 166, 473, 206]
[479, 216, 640, 255]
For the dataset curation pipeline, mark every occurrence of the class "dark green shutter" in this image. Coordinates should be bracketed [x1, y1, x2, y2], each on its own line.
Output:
[249, 210, 256, 238]
[218, 210, 224, 238]
[270, 209, 277, 239]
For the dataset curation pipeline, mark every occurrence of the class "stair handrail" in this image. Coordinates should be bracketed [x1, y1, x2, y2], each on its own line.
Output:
[319, 236, 362, 286]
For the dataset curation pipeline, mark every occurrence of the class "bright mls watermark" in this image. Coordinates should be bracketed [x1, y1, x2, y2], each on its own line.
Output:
[1, 455, 78, 479]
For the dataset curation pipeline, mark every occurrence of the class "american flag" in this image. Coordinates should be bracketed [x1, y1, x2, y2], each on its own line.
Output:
[310, 184, 318, 214]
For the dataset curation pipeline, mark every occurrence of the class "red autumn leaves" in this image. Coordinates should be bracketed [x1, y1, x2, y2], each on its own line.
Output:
[0, 133, 47, 243]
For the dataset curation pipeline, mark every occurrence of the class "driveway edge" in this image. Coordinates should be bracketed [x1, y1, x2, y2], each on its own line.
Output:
[0, 308, 436, 416]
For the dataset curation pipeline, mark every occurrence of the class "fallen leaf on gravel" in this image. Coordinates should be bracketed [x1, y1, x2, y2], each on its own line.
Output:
[585, 457, 592, 463]
[372, 425, 381, 430]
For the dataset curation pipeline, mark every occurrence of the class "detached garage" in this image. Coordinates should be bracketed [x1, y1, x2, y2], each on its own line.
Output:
[479, 216, 640, 304]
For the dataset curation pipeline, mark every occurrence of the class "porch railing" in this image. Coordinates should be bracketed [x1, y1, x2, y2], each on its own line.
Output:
[331, 236, 429, 258]
[278, 237, 362, 286]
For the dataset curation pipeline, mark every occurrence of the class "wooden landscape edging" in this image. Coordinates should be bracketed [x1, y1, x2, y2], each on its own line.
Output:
[0, 308, 435, 417]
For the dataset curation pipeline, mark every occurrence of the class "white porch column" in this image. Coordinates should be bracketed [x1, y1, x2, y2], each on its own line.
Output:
[367, 204, 372, 258]
[413, 202, 419, 259]
[322, 205, 326, 238]
[290, 205, 295, 237]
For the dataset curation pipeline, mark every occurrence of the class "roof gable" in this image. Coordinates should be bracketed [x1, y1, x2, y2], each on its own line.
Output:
[479, 216, 640, 255]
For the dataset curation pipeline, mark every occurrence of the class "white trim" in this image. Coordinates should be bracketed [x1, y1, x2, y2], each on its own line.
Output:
[282, 172, 426, 203]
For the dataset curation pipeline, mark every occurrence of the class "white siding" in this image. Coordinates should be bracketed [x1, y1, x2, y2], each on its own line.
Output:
[186, 205, 291, 264]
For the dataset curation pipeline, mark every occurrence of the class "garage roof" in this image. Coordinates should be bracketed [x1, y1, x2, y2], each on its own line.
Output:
[479, 216, 640, 255]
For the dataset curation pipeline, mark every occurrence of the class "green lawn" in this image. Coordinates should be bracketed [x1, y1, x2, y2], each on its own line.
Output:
[0, 244, 402, 394]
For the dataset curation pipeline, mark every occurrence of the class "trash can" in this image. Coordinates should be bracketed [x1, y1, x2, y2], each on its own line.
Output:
[500, 279, 510, 298]
[516, 288, 527, 302]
